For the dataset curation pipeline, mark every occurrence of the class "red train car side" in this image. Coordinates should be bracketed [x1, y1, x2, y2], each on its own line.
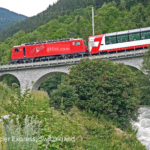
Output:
[11, 38, 88, 63]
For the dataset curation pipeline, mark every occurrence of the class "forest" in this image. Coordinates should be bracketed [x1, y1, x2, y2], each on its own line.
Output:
[0, 0, 149, 42]
[0, 7, 26, 33]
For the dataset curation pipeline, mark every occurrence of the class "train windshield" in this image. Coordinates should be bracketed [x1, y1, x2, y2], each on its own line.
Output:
[84, 41, 87, 46]
[15, 48, 19, 53]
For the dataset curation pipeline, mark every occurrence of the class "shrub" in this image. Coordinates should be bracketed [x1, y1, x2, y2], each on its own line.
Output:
[0, 84, 145, 150]
[39, 73, 66, 96]
[12, 83, 19, 89]
[2, 115, 41, 150]
[50, 84, 79, 111]
[63, 58, 141, 127]
[0, 88, 50, 125]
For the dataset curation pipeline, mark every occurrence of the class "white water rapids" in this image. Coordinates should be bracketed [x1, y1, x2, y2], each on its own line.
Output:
[131, 106, 150, 150]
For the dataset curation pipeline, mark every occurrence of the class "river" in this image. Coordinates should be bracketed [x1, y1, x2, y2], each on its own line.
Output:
[131, 106, 150, 150]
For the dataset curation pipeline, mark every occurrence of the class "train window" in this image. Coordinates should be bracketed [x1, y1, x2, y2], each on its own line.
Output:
[76, 41, 80, 46]
[141, 31, 150, 40]
[15, 48, 19, 53]
[105, 36, 117, 44]
[117, 34, 128, 43]
[129, 32, 140, 41]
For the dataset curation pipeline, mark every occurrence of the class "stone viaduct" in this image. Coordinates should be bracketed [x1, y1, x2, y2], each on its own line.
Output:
[0, 49, 146, 92]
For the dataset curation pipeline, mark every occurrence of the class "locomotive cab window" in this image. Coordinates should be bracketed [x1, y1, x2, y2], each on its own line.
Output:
[15, 48, 19, 53]
[76, 41, 80, 46]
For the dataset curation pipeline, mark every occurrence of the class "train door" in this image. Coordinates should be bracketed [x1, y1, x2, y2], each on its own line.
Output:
[76, 41, 81, 50]
[13, 48, 19, 59]
[23, 47, 26, 57]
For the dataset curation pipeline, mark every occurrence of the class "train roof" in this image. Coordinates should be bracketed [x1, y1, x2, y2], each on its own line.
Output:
[18, 38, 84, 47]
[104, 27, 150, 37]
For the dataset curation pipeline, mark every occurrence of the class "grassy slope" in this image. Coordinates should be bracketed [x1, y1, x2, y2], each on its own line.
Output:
[0, 83, 14, 149]
[0, 84, 146, 150]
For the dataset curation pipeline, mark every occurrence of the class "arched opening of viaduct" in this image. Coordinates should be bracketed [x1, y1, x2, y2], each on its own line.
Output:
[0, 66, 69, 93]
[0, 73, 20, 87]
[32, 71, 68, 91]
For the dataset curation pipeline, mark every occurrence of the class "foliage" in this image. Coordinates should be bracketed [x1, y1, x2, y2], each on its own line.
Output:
[61, 58, 141, 127]
[0, 0, 149, 42]
[2, 115, 41, 150]
[139, 75, 150, 105]
[0, 83, 14, 149]
[2, 75, 20, 88]
[141, 48, 150, 75]
[0, 84, 145, 150]
[0, 7, 26, 33]
[0, 88, 50, 126]
[50, 83, 79, 111]
[11, 83, 19, 90]
[137, 48, 150, 105]
[38, 107, 146, 150]
[0, 83, 15, 106]
[39, 73, 66, 96]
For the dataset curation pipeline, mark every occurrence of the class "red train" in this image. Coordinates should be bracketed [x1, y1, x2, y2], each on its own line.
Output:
[11, 27, 150, 63]
[11, 38, 88, 63]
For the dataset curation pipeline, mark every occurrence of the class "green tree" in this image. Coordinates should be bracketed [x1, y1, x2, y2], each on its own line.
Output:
[50, 83, 79, 111]
[139, 48, 150, 105]
[39, 73, 66, 96]
[62, 58, 141, 127]
[2, 75, 20, 88]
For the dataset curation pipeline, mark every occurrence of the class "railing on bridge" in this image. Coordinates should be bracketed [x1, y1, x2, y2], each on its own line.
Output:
[0, 49, 148, 71]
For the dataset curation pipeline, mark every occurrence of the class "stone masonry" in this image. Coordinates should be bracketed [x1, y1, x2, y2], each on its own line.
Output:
[0, 65, 69, 93]
[0, 55, 144, 92]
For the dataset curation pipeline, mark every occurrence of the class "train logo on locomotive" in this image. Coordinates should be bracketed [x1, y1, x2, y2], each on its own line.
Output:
[30, 45, 45, 54]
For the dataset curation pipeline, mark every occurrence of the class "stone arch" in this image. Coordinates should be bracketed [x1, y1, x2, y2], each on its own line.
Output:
[0, 73, 20, 86]
[112, 57, 143, 72]
[32, 71, 68, 91]
[122, 62, 141, 70]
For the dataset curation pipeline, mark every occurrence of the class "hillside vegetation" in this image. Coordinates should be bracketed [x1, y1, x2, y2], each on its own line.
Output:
[0, 83, 145, 150]
[0, 7, 26, 33]
[0, 0, 149, 42]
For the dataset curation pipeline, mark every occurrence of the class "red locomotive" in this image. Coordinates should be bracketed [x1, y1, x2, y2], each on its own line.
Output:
[11, 38, 88, 63]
